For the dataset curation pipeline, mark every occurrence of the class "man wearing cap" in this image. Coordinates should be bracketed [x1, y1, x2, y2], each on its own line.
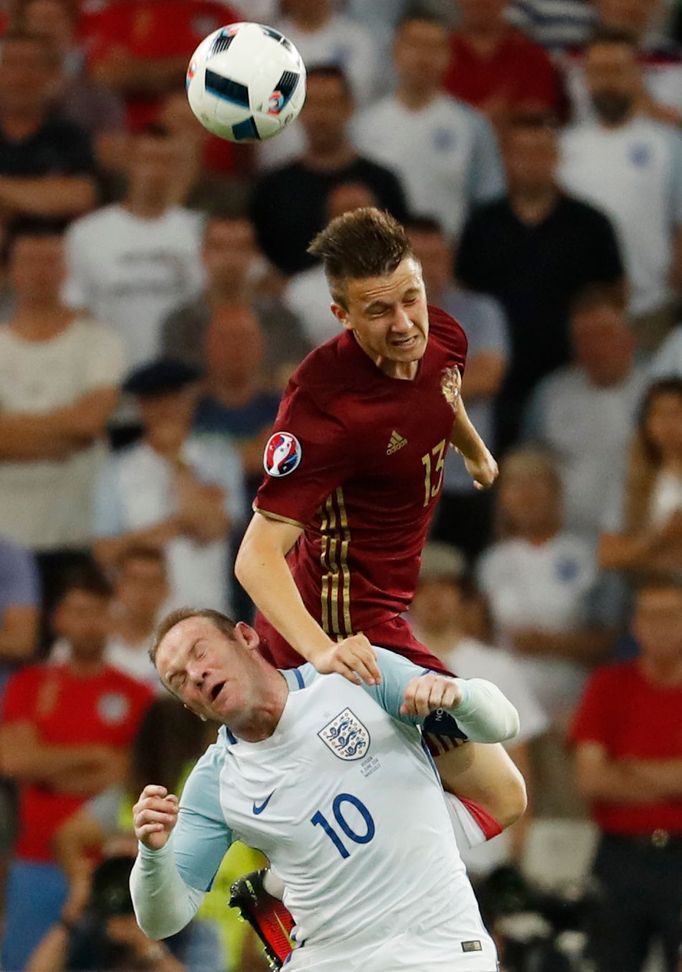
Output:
[411, 542, 548, 874]
[92, 359, 245, 614]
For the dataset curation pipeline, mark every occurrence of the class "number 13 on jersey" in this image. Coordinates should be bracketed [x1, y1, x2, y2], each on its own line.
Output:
[421, 438, 446, 507]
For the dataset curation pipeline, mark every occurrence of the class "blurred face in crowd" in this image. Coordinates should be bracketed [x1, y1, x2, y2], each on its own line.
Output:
[22, 0, 76, 54]
[128, 131, 183, 200]
[498, 455, 562, 538]
[9, 234, 66, 303]
[632, 587, 682, 666]
[138, 387, 198, 454]
[301, 72, 353, 154]
[457, 0, 509, 31]
[202, 217, 257, 290]
[331, 256, 430, 379]
[205, 307, 265, 383]
[643, 389, 682, 461]
[412, 578, 463, 634]
[0, 35, 56, 115]
[503, 124, 558, 195]
[54, 588, 112, 659]
[394, 18, 451, 94]
[327, 182, 377, 221]
[595, 0, 657, 37]
[282, 0, 332, 26]
[584, 40, 640, 125]
[408, 227, 452, 302]
[155, 616, 264, 724]
[115, 555, 169, 626]
[571, 301, 634, 387]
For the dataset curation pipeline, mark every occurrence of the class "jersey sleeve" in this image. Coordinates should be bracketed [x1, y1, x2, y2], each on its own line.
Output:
[254, 382, 355, 526]
[362, 647, 466, 740]
[0, 666, 40, 722]
[172, 743, 234, 892]
[427, 306, 468, 376]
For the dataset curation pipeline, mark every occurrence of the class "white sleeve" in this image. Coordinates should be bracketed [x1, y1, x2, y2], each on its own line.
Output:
[448, 677, 520, 743]
[130, 841, 205, 940]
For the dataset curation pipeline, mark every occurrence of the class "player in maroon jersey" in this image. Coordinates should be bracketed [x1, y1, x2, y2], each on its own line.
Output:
[236, 208, 525, 830]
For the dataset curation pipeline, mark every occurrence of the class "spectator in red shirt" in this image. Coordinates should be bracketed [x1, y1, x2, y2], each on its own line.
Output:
[571, 578, 682, 972]
[0, 568, 153, 971]
[443, 0, 563, 127]
[85, 0, 239, 132]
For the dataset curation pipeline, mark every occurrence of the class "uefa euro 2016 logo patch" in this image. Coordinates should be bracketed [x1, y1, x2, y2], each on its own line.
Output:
[318, 708, 371, 761]
[263, 431, 302, 477]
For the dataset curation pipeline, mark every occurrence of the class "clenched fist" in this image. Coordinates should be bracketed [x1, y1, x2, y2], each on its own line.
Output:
[400, 673, 463, 718]
[133, 785, 179, 850]
[311, 634, 382, 685]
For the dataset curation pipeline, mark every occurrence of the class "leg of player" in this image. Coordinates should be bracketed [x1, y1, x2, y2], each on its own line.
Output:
[434, 742, 527, 847]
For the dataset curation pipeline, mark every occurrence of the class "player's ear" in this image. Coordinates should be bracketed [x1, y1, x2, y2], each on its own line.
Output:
[234, 620, 260, 651]
[331, 302, 351, 330]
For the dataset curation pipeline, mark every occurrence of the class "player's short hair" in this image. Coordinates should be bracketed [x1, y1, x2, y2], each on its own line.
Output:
[150, 607, 238, 666]
[308, 207, 413, 306]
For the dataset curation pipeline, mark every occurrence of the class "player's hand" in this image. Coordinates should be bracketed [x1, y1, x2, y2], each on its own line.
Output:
[463, 449, 498, 490]
[311, 634, 382, 685]
[133, 785, 179, 851]
[400, 673, 463, 718]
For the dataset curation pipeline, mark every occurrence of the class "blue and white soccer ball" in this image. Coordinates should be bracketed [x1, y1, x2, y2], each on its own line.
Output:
[186, 22, 306, 143]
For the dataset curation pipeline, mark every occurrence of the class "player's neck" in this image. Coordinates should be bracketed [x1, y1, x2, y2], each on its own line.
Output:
[509, 187, 558, 225]
[11, 304, 74, 341]
[227, 672, 289, 742]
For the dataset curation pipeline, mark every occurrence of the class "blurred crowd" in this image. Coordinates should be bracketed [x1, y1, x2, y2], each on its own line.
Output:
[0, 0, 681, 969]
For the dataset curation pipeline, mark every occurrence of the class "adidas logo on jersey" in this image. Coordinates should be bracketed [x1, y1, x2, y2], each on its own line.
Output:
[386, 430, 408, 455]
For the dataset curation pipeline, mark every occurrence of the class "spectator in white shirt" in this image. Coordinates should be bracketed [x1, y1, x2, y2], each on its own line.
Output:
[599, 377, 682, 580]
[523, 284, 647, 539]
[477, 447, 616, 726]
[558, 30, 682, 350]
[353, 14, 505, 239]
[412, 541, 548, 876]
[0, 225, 124, 615]
[93, 360, 245, 614]
[65, 126, 204, 370]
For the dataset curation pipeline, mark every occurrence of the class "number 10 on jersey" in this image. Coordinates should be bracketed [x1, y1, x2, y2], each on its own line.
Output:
[311, 793, 376, 859]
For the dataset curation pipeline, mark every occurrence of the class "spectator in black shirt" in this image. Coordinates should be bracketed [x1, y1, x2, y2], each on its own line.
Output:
[456, 114, 624, 452]
[0, 32, 97, 229]
[250, 64, 408, 275]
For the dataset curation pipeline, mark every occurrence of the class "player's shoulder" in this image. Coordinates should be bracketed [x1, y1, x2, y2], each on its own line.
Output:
[287, 333, 364, 405]
[428, 304, 468, 355]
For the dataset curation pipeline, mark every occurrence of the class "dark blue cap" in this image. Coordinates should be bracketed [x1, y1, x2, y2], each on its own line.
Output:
[123, 359, 202, 397]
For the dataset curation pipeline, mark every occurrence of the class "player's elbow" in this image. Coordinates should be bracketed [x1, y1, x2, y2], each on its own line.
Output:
[486, 754, 528, 828]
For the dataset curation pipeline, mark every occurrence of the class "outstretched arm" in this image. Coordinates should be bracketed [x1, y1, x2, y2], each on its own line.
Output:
[449, 399, 498, 490]
[235, 512, 381, 684]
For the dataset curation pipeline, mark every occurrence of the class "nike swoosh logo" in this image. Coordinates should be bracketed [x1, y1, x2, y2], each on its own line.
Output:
[252, 791, 275, 815]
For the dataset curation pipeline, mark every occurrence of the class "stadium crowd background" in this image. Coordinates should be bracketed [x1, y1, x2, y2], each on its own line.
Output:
[0, 0, 681, 969]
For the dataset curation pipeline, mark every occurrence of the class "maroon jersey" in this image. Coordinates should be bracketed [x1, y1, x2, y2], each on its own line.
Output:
[255, 306, 467, 641]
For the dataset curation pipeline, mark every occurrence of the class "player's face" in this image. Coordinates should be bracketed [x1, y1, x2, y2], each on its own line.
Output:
[156, 617, 263, 724]
[54, 590, 112, 658]
[584, 43, 639, 123]
[333, 257, 429, 380]
[503, 128, 558, 193]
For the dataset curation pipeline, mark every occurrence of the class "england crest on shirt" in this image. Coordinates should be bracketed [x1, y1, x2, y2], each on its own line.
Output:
[263, 432, 302, 477]
[318, 707, 371, 761]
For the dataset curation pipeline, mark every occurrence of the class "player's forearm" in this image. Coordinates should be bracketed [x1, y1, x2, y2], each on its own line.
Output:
[236, 524, 334, 660]
[131, 842, 204, 940]
[626, 759, 682, 797]
[449, 400, 490, 462]
[449, 678, 520, 743]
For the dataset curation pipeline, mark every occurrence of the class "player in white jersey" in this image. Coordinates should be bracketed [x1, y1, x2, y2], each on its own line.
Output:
[131, 608, 517, 971]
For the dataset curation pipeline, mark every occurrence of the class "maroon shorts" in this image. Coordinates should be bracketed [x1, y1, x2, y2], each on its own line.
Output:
[255, 612, 452, 676]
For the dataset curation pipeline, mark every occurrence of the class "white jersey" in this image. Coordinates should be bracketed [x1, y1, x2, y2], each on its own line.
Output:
[172, 649, 497, 970]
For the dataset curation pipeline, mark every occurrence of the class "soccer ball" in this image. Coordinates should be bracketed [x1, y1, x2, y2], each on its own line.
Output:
[186, 22, 306, 143]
